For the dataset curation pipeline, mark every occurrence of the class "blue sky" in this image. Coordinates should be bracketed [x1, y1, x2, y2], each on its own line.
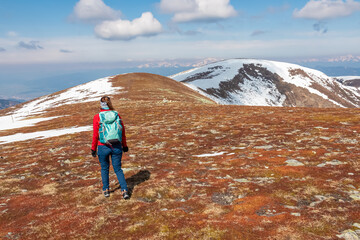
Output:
[0, 0, 360, 99]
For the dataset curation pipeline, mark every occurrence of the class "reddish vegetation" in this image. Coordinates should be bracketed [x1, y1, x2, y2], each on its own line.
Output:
[0, 73, 359, 239]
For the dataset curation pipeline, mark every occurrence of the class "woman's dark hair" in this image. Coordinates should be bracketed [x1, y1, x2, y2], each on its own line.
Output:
[100, 96, 115, 110]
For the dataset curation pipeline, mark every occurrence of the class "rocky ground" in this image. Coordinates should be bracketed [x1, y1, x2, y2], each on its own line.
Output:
[0, 73, 359, 239]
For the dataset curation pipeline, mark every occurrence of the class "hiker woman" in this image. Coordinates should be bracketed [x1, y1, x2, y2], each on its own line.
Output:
[91, 96, 130, 199]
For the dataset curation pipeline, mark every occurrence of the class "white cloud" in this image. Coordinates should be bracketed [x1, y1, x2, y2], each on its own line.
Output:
[7, 31, 18, 37]
[94, 12, 163, 40]
[1, 31, 360, 65]
[293, 0, 360, 20]
[72, 0, 121, 22]
[159, 0, 197, 13]
[158, 0, 237, 23]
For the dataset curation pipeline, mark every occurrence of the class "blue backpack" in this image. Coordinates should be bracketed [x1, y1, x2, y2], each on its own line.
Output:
[99, 111, 123, 145]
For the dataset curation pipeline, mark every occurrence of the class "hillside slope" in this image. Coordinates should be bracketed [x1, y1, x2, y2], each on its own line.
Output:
[0, 73, 214, 142]
[171, 59, 360, 108]
[0, 73, 359, 239]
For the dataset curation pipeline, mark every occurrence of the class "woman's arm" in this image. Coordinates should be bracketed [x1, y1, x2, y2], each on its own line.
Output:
[119, 115, 127, 148]
[91, 114, 100, 151]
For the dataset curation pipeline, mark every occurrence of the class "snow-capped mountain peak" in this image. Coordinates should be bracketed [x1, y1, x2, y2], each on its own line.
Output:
[170, 59, 360, 108]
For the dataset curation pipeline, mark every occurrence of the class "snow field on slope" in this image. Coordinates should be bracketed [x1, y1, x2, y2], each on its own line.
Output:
[0, 116, 59, 131]
[12, 77, 124, 118]
[258, 60, 345, 107]
[171, 59, 245, 89]
[226, 73, 286, 106]
[0, 126, 92, 144]
[170, 59, 291, 105]
[172, 59, 287, 106]
[171, 59, 353, 107]
[0, 77, 123, 131]
[0, 76, 123, 143]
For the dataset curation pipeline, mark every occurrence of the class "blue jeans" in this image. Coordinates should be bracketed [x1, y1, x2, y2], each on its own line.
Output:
[97, 144, 128, 192]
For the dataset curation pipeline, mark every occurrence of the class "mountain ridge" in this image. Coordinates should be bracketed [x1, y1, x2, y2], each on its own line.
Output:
[170, 59, 360, 108]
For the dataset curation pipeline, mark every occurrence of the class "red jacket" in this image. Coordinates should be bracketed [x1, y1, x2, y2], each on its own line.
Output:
[91, 109, 127, 151]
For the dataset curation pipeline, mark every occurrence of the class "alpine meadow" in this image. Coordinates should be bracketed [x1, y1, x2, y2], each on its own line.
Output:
[1, 0, 360, 239]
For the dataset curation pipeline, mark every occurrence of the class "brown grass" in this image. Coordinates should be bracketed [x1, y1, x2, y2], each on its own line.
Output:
[0, 73, 359, 239]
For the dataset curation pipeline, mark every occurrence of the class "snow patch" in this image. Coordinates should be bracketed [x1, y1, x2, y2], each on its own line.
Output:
[1, 76, 123, 132]
[12, 77, 123, 118]
[194, 152, 226, 157]
[0, 126, 91, 144]
[0, 116, 59, 131]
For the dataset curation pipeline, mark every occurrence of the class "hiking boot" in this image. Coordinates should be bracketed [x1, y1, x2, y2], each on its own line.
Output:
[122, 190, 130, 200]
[104, 189, 110, 198]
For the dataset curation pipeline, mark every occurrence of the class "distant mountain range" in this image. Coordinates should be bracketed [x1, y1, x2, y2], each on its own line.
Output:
[325, 54, 360, 63]
[170, 59, 360, 108]
[0, 99, 22, 110]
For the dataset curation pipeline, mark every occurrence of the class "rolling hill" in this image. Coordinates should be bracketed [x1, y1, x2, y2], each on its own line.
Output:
[0, 72, 359, 239]
[170, 59, 360, 108]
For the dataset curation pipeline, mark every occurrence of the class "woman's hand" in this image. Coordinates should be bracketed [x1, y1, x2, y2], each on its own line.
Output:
[91, 149, 97, 157]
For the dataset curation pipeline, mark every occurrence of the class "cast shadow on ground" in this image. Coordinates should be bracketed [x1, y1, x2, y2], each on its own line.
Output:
[112, 170, 151, 198]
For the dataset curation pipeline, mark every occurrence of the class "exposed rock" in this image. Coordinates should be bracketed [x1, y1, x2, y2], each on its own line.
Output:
[309, 195, 327, 207]
[285, 159, 305, 166]
[317, 160, 345, 167]
[337, 230, 360, 240]
[233, 178, 251, 183]
[349, 190, 360, 201]
[256, 205, 285, 217]
[253, 145, 273, 149]
[354, 223, 360, 229]
[211, 192, 236, 205]
[297, 199, 312, 208]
